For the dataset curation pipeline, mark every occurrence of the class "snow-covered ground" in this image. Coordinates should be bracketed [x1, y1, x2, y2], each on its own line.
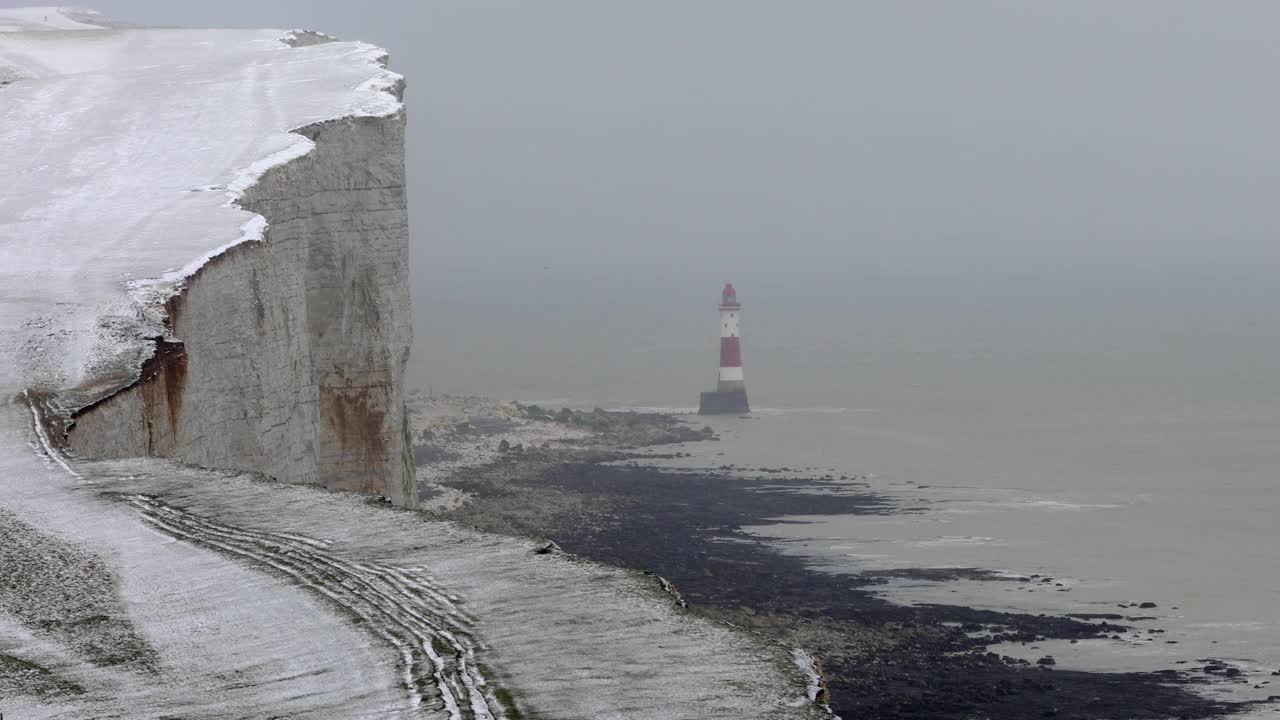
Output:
[0, 9, 831, 718]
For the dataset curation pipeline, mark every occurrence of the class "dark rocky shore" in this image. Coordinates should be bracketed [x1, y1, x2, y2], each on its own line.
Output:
[416, 403, 1266, 720]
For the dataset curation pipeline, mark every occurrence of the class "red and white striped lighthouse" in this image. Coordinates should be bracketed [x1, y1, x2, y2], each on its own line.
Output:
[699, 283, 751, 414]
[717, 283, 745, 392]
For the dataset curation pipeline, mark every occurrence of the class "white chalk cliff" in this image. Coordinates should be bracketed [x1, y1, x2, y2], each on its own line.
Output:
[1, 9, 414, 506]
[0, 8, 832, 719]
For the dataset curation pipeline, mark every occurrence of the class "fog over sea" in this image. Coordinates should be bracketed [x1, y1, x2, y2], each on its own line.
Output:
[411, 265, 1280, 708]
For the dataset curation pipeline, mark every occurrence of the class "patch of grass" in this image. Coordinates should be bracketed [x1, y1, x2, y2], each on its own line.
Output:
[493, 686, 528, 720]
[0, 652, 86, 697]
[429, 635, 450, 658]
[474, 661, 533, 720]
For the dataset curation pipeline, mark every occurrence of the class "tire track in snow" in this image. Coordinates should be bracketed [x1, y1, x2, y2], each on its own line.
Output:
[124, 494, 509, 720]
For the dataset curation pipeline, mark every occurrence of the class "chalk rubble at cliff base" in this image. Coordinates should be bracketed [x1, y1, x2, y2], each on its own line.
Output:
[0, 8, 831, 718]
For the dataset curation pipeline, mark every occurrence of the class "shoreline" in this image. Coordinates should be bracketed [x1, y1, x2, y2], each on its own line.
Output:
[409, 392, 1273, 719]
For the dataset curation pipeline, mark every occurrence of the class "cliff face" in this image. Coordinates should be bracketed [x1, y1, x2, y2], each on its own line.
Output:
[68, 112, 416, 506]
[2, 15, 411, 505]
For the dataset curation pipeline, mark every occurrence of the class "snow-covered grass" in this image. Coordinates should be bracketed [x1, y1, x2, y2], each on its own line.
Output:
[76, 455, 832, 719]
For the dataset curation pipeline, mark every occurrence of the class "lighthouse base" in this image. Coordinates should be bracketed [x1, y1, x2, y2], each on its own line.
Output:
[698, 390, 750, 415]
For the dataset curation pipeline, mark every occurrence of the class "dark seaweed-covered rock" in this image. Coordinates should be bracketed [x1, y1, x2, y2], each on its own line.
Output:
[513, 405, 717, 446]
[433, 459, 1248, 720]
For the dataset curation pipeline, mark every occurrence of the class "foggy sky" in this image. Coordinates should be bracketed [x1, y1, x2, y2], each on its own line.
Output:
[9, 1, 1280, 280]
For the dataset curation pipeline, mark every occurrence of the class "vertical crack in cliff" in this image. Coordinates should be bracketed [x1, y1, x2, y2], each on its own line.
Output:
[124, 494, 514, 720]
[136, 337, 187, 453]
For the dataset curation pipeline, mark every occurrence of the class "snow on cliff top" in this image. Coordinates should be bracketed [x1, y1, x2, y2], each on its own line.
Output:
[0, 7, 401, 392]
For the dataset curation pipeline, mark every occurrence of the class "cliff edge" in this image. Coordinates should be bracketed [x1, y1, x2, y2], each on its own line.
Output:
[1, 13, 414, 505]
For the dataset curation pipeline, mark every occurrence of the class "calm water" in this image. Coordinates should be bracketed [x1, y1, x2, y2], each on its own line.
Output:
[411, 266, 1280, 709]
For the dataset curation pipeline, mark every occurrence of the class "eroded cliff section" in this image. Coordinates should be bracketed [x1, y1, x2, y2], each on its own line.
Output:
[68, 109, 416, 507]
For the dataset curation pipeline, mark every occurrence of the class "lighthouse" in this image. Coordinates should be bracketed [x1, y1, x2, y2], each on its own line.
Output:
[698, 283, 751, 414]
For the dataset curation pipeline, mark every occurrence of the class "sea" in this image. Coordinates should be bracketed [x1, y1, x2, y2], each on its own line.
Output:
[411, 264, 1280, 711]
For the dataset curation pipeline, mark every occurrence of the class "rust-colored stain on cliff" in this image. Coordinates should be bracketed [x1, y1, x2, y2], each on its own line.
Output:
[138, 338, 187, 453]
[163, 293, 183, 333]
[319, 380, 389, 496]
